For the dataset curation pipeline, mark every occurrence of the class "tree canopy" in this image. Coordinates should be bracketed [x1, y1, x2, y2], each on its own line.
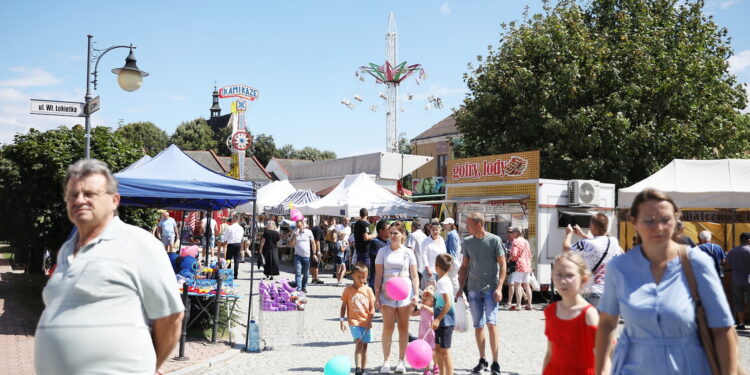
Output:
[0, 126, 158, 273]
[455, 0, 750, 188]
[115, 121, 169, 156]
[170, 118, 217, 152]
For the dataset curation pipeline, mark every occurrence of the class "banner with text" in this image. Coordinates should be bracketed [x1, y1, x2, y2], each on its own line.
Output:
[447, 150, 540, 184]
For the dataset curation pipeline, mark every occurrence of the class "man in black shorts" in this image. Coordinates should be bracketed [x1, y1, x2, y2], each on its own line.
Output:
[310, 219, 327, 284]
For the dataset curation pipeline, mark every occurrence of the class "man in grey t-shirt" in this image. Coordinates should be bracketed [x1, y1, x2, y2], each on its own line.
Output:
[457, 212, 507, 375]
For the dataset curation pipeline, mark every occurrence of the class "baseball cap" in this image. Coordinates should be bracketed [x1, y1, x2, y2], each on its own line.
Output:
[441, 218, 455, 225]
[741, 232, 750, 243]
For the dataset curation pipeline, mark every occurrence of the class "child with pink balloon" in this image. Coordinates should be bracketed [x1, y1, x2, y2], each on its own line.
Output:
[411, 285, 438, 375]
[432, 254, 455, 375]
[340, 263, 376, 375]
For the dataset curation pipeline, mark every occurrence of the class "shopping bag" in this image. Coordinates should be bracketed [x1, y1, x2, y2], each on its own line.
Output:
[529, 272, 541, 291]
[454, 296, 469, 333]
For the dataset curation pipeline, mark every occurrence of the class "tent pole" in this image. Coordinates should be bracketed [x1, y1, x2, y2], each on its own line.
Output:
[246, 198, 257, 351]
[175, 210, 187, 253]
[204, 210, 214, 265]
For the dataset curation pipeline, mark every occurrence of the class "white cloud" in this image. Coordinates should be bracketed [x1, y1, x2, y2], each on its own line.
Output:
[0, 67, 62, 88]
[728, 50, 750, 74]
[0, 87, 83, 145]
[439, 3, 452, 15]
[720, 0, 738, 9]
[55, 53, 84, 63]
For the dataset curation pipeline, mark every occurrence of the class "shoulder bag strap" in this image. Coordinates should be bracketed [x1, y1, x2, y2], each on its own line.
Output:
[591, 237, 611, 273]
[679, 246, 722, 375]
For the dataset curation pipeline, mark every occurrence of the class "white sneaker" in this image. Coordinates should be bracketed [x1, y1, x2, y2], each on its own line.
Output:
[395, 360, 406, 373]
[380, 361, 392, 374]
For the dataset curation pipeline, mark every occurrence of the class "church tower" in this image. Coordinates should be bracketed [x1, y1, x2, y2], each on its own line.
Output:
[210, 86, 221, 118]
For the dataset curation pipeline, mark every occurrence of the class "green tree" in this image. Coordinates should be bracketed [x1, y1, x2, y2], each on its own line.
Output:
[213, 125, 232, 156]
[252, 133, 278, 166]
[170, 118, 217, 152]
[294, 146, 337, 161]
[115, 121, 169, 156]
[455, 0, 749, 188]
[0, 126, 158, 274]
[276, 144, 296, 159]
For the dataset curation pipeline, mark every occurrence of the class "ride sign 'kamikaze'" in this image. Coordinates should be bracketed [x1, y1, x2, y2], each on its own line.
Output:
[447, 151, 540, 183]
[219, 84, 259, 101]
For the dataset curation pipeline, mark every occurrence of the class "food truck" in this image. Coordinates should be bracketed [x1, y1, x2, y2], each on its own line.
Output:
[443, 151, 617, 287]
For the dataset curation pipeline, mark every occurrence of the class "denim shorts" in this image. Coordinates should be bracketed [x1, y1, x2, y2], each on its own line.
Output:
[468, 289, 499, 328]
[335, 255, 345, 265]
[350, 326, 372, 343]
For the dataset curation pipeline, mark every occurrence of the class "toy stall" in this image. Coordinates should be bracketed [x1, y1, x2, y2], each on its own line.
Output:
[435, 151, 616, 292]
[114, 144, 257, 356]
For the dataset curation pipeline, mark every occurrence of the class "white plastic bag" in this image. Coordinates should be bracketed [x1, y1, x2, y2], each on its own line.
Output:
[529, 272, 541, 291]
[454, 296, 469, 333]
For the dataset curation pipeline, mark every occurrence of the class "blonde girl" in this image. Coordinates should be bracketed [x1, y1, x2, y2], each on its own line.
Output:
[411, 286, 438, 375]
[542, 252, 601, 375]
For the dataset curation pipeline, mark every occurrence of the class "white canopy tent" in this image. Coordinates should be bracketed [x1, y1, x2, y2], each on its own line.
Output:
[297, 173, 433, 218]
[235, 179, 296, 213]
[618, 159, 750, 209]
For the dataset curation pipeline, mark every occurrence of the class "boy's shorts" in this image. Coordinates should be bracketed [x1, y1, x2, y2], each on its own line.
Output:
[434, 325, 454, 348]
[350, 326, 372, 343]
[335, 255, 345, 265]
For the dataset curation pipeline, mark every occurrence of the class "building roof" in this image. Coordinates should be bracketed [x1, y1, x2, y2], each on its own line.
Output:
[269, 157, 315, 178]
[411, 115, 460, 142]
[217, 155, 272, 183]
[184, 150, 271, 183]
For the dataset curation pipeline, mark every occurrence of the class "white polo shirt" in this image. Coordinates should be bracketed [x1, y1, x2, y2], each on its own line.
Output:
[294, 228, 315, 257]
[35, 217, 184, 375]
[224, 222, 244, 244]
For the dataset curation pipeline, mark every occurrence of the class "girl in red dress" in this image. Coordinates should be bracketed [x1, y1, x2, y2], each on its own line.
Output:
[543, 252, 608, 374]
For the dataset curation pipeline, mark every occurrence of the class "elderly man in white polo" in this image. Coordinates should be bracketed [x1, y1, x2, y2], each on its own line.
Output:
[35, 159, 184, 375]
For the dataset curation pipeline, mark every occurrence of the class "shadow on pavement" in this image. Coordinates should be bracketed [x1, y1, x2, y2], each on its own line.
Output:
[295, 340, 350, 347]
[288, 367, 324, 372]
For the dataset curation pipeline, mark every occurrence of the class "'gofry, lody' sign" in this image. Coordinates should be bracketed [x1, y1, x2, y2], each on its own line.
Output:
[447, 150, 540, 183]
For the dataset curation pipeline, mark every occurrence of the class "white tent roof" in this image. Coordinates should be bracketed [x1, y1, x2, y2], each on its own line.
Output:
[297, 173, 433, 217]
[235, 179, 296, 213]
[618, 159, 750, 209]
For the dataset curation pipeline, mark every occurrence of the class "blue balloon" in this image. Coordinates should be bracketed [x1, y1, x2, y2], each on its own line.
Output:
[324, 355, 350, 375]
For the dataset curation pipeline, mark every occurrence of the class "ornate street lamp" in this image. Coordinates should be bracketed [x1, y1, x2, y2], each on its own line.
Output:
[84, 34, 148, 158]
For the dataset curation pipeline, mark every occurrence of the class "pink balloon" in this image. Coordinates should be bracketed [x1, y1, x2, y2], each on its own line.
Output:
[384, 277, 410, 301]
[406, 339, 432, 369]
[290, 209, 304, 222]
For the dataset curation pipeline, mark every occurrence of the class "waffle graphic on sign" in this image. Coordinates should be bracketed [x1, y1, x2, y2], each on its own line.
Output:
[506, 156, 528, 176]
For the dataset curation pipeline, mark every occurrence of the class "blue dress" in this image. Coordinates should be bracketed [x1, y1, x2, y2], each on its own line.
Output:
[599, 246, 734, 374]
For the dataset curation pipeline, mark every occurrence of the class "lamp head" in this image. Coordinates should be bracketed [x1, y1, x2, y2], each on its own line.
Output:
[111, 47, 149, 92]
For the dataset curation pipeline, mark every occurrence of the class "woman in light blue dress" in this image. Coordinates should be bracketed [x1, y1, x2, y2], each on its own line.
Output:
[595, 189, 738, 374]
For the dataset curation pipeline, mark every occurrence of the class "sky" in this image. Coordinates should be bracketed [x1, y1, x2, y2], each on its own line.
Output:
[1, 0, 749, 158]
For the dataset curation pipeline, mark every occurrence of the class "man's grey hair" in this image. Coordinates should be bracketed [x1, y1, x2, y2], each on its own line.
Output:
[698, 230, 712, 243]
[266, 221, 277, 231]
[64, 159, 118, 193]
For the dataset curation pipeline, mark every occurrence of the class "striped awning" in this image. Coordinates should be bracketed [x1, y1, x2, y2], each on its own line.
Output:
[265, 189, 320, 215]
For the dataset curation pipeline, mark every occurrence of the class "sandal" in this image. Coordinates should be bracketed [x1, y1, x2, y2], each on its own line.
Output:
[509, 306, 518, 311]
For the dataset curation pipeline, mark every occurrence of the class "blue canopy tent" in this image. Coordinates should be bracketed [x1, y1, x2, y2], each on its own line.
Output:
[114, 144, 258, 351]
[114, 144, 255, 210]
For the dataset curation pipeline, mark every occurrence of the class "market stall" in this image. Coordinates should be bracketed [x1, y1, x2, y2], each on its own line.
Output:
[617, 159, 750, 250]
[234, 179, 296, 214]
[435, 151, 616, 288]
[296, 172, 432, 218]
[114, 144, 257, 354]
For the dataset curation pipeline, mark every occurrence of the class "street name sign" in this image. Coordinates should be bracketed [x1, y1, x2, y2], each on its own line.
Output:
[30, 99, 84, 117]
[85, 96, 101, 115]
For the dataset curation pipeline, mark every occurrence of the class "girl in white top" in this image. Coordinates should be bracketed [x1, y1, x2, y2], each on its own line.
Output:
[374, 221, 420, 374]
[421, 221, 447, 286]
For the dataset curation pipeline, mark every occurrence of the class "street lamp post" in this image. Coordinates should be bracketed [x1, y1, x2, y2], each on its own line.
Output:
[84, 34, 149, 159]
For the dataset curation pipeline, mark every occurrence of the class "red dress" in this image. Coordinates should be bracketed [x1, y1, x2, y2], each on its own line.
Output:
[543, 302, 596, 375]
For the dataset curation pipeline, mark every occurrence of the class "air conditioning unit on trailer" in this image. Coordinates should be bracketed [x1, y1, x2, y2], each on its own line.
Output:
[568, 179, 600, 207]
